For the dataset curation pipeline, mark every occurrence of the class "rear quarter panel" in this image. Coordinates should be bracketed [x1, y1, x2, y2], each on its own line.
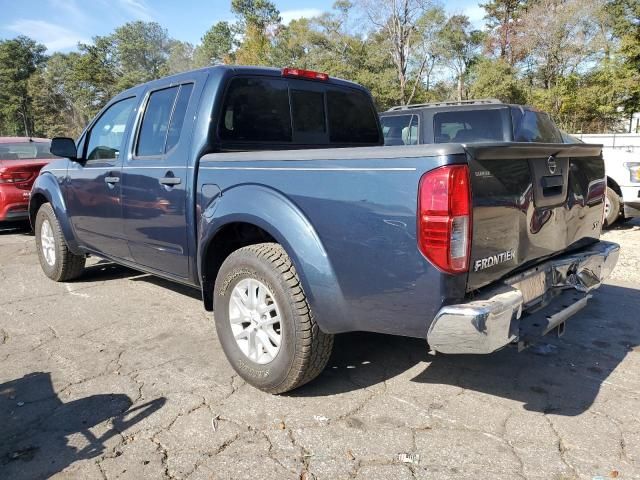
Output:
[197, 146, 468, 338]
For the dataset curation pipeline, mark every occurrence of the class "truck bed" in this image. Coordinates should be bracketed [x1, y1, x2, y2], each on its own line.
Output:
[197, 142, 607, 339]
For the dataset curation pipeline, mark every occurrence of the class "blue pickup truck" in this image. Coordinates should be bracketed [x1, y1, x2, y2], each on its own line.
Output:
[30, 66, 619, 393]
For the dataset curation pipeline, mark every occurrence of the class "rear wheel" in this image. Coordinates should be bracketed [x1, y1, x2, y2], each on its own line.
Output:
[35, 203, 85, 281]
[213, 243, 333, 394]
[604, 187, 621, 227]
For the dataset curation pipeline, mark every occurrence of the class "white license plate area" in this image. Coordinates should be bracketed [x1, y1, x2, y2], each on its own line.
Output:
[512, 271, 547, 305]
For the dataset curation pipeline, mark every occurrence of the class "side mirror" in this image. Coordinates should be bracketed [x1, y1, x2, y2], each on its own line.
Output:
[50, 137, 79, 160]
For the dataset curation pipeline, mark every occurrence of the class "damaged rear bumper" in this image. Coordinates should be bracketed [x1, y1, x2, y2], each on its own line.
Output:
[427, 241, 620, 354]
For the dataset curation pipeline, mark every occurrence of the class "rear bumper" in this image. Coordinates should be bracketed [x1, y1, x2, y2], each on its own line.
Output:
[624, 202, 640, 218]
[0, 185, 30, 222]
[427, 241, 620, 354]
[621, 186, 640, 218]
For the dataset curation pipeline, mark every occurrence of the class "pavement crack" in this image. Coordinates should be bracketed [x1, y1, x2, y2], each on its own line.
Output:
[96, 457, 109, 480]
[262, 430, 301, 476]
[544, 414, 579, 478]
[150, 435, 172, 480]
[288, 428, 315, 478]
[28, 327, 61, 352]
[153, 396, 207, 436]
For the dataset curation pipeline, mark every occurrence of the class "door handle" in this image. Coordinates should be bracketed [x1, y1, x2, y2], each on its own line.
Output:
[104, 176, 120, 184]
[159, 176, 181, 186]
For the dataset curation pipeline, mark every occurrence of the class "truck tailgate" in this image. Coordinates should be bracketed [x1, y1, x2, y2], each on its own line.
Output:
[464, 143, 605, 291]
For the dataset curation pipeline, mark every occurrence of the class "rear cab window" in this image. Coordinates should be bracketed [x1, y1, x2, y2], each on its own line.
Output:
[326, 90, 380, 144]
[380, 114, 420, 146]
[218, 75, 381, 149]
[0, 142, 54, 160]
[433, 109, 510, 143]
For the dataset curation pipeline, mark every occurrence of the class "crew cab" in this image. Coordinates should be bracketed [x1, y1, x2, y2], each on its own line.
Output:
[30, 69, 619, 393]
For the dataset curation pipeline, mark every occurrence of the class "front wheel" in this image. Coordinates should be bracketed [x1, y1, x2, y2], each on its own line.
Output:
[604, 187, 621, 227]
[35, 203, 86, 281]
[213, 243, 333, 394]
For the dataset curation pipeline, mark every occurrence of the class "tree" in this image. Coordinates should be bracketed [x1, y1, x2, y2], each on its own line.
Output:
[0, 36, 46, 136]
[413, 6, 447, 94]
[269, 2, 400, 109]
[438, 15, 483, 100]
[468, 58, 527, 103]
[481, 0, 527, 64]
[107, 21, 172, 89]
[194, 21, 234, 66]
[29, 53, 78, 137]
[74, 37, 120, 116]
[358, 0, 443, 105]
[167, 40, 195, 74]
[231, 0, 281, 30]
[516, 0, 606, 90]
[232, 0, 281, 65]
[605, 0, 640, 116]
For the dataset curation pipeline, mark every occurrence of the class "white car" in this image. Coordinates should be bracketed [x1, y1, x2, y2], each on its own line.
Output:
[602, 148, 640, 226]
[563, 133, 640, 226]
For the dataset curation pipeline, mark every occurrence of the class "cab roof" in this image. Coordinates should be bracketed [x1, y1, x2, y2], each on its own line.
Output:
[114, 65, 369, 101]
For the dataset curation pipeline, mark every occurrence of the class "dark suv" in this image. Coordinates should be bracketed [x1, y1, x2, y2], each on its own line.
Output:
[379, 99, 564, 146]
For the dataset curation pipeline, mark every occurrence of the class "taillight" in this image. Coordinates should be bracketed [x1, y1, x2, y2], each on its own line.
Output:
[418, 165, 472, 273]
[282, 67, 329, 81]
[0, 168, 36, 189]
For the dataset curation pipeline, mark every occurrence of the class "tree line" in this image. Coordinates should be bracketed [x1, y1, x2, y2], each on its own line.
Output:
[0, 0, 638, 138]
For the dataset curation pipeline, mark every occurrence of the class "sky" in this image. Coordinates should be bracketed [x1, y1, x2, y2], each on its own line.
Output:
[0, 0, 485, 53]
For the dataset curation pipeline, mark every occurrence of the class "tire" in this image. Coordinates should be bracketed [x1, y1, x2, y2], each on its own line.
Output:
[604, 187, 621, 227]
[35, 203, 86, 282]
[213, 243, 333, 394]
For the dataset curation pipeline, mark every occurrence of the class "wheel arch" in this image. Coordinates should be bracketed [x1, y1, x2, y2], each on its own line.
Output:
[198, 185, 346, 334]
[607, 176, 623, 198]
[29, 173, 82, 254]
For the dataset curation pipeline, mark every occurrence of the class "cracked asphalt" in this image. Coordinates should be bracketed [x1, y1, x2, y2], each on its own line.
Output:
[1, 219, 639, 480]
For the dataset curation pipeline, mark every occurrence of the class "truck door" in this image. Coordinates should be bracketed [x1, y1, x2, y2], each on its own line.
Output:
[66, 97, 137, 259]
[121, 83, 195, 279]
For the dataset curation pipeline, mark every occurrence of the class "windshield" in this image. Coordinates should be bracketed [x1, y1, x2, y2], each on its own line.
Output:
[0, 142, 54, 160]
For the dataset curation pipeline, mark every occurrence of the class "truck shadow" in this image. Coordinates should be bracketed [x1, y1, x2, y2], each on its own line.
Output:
[607, 217, 640, 231]
[77, 260, 139, 282]
[296, 284, 639, 416]
[0, 222, 32, 235]
[75, 261, 202, 301]
[0, 372, 165, 480]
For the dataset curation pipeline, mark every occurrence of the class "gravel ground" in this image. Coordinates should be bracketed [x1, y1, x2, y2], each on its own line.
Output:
[0, 219, 639, 480]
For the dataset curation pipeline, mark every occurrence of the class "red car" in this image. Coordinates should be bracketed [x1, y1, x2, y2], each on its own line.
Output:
[0, 137, 58, 223]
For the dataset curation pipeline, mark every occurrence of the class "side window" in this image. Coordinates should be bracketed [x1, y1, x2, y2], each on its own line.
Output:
[136, 86, 179, 157]
[220, 77, 292, 143]
[327, 90, 380, 144]
[291, 90, 326, 134]
[511, 108, 562, 143]
[86, 97, 137, 161]
[166, 83, 194, 152]
[380, 115, 419, 146]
